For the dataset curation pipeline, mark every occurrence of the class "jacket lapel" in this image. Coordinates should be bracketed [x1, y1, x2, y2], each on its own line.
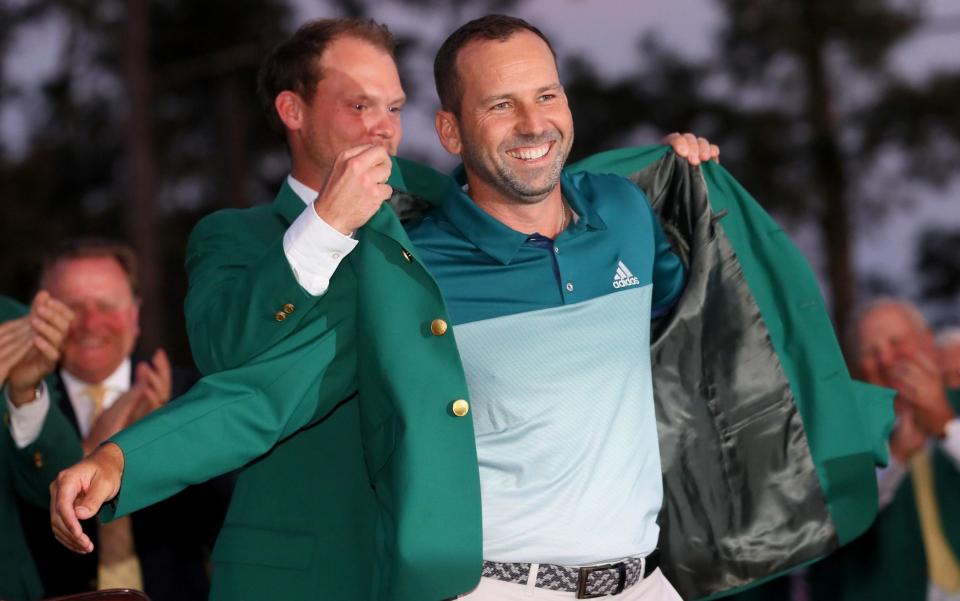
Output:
[272, 180, 309, 226]
[53, 375, 82, 437]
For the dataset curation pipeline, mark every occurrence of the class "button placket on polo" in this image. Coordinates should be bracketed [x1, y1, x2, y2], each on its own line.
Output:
[552, 234, 577, 303]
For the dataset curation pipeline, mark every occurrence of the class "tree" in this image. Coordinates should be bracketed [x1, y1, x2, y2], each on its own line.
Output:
[916, 226, 960, 328]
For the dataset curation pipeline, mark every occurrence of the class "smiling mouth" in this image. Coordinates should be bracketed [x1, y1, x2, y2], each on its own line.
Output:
[74, 338, 109, 349]
[506, 142, 552, 161]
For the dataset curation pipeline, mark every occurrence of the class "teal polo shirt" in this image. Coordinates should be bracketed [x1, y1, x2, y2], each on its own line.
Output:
[406, 167, 685, 565]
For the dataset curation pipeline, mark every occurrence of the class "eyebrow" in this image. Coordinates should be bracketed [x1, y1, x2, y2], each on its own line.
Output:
[348, 94, 407, 106]
[478, 83, 562, 107]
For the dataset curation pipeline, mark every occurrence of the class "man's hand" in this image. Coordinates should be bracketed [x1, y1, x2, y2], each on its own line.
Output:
[83, 387, 143, 455]
[314, 144, 394, 235]
[889, 408, 927, 463]
[84, 349, 173, 454]
[0, 316, 33, 384]
[892, 354, 955, 437]
[127, 348, 173, 424]
[7, 291, 74, 406]
[663, 132, 720, 166]
[50, 442, 125, 554]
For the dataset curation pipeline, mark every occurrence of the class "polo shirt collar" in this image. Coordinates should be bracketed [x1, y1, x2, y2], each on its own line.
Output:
[441, 164, 607, 265]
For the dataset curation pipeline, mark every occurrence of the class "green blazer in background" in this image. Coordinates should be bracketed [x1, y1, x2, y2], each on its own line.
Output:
[1, 297, 83, 601]
[106, 147, 892, 601]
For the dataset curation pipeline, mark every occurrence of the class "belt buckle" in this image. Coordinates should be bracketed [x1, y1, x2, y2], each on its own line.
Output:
[575, 561, 627, 599]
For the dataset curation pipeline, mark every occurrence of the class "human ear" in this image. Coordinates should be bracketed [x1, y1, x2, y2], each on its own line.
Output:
[434, 110, 463, 156]
[275, 91, 304, 131]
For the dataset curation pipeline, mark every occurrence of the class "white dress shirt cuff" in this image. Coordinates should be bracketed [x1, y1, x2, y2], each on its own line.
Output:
[876, 452, 908, 510]
[5, 381, 51, 449]
[940, 417, 960, 471]
[282, 205, 358, 296]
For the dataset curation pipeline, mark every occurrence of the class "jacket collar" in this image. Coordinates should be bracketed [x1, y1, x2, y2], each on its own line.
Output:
[271, 179, 309, 226]
[272, 156, 451, 228]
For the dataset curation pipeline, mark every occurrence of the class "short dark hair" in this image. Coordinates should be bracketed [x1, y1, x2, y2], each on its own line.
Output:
[257, 18, 397, 133]
[434, 15, 557, 116]
[41, 238, 140, 296]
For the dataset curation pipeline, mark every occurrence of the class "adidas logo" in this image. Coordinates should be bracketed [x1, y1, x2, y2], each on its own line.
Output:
[612, 260, 641, 289]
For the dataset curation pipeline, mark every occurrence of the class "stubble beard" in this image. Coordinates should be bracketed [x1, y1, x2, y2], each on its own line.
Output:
[463, 132, 572, 206]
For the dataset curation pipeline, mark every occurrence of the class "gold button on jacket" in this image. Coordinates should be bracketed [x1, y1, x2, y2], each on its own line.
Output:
[282, 303, 296, 315]
[451, 399, 470, 417]
[430, 319, 448, 336]
[33, 451, 44, 469]
[274, 311, 287, 322]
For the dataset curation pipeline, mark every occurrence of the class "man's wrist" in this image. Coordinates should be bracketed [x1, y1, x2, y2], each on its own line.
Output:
[313, 202, 352, 236]
[8, 380, 43, 408]
[97, 441, 125, 481]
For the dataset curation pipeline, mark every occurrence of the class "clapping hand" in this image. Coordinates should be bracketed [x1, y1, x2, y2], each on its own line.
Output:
[84, 349, 173, 454]
[6, 292, 74, 406]
[0, 316, 33, 385]
[890, 353, 955, 437]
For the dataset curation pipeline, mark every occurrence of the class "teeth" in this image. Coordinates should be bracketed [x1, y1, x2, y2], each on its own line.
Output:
[507, 144, 550, 160]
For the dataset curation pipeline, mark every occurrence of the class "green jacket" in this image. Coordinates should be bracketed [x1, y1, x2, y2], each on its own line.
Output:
[107, 147, 892, 601]
[1, 297, 83, 601]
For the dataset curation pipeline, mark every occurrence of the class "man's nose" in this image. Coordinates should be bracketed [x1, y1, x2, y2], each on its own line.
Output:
[515, 104, 546, 135]
[74, 306, 104, 330]
[370, 110, 399, 141]
[876, 346, 899, 372]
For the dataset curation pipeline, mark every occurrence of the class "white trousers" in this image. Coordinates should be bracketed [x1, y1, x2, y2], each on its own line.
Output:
[459, 567, 683, 600]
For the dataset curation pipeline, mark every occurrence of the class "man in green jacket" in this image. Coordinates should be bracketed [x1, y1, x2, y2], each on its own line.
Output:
[51, 15, 888, 601]
[1, 293, 79, 601]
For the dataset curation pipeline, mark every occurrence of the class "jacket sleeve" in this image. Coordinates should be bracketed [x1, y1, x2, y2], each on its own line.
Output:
[105, 294, 358, 520]
[183, 208, 331, 375]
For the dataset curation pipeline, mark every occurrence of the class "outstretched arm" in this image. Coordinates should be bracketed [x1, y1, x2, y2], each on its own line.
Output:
[51, 294, 357, 553]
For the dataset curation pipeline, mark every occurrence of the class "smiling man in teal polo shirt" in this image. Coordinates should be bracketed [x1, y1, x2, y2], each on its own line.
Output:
[408, 165, 684, 593]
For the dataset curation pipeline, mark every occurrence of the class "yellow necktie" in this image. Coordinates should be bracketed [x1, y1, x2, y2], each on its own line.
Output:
[85, 384, 107, 429]
[910, 449, 960, 593]
[83, 383, 143, 590]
